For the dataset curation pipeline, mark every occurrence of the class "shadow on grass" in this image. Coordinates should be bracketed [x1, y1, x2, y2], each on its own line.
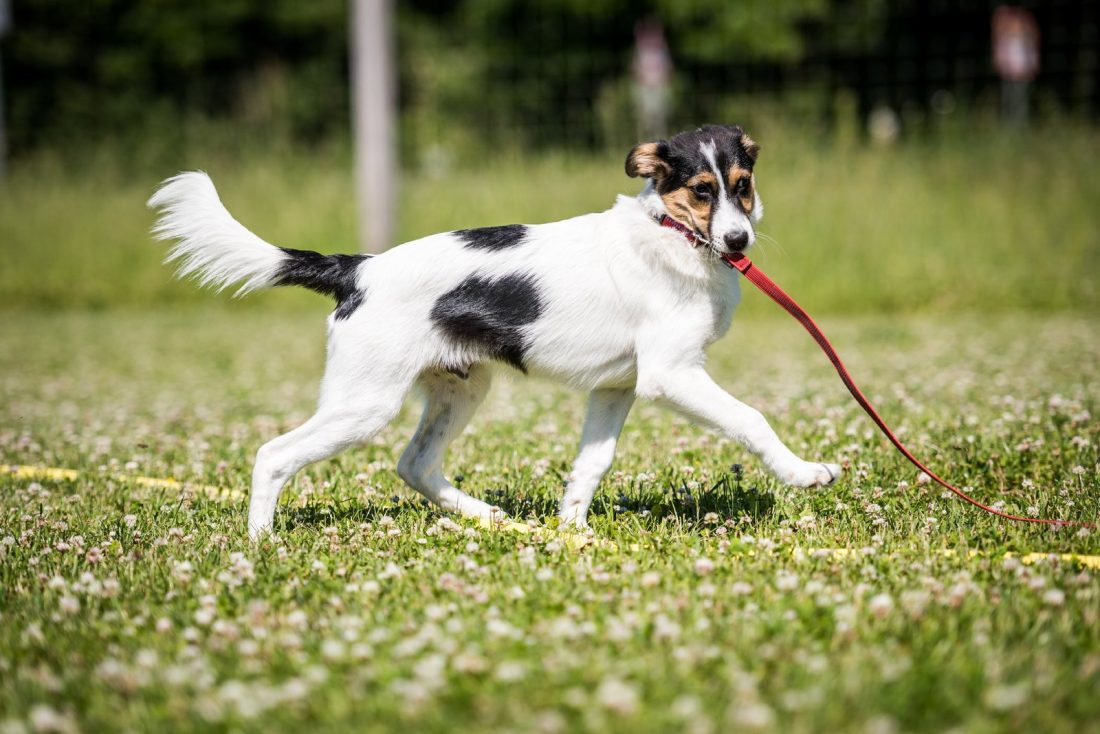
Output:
[590, 467, 777, 529]
[277, 496, 435, 533]
[274, 466, 776, 535]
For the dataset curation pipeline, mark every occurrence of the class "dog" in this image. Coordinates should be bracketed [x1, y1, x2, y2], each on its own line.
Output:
[148, 124, 841, 539]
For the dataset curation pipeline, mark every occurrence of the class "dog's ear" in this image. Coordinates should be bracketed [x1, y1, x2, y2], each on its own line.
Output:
[625, 141, 671, 179]
[722, 125, 761, 165]
[740, 134, 760, 165]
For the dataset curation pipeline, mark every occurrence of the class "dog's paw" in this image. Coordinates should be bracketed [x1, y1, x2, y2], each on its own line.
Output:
[557, 501, 591, 530]
[247, 523, 275, 542]
[781, 461, 842, 488]
[557, 513, 591, 531]
[448, 495, 505, 522]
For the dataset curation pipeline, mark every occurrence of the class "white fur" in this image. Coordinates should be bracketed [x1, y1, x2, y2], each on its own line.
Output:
[149, 171, 841, 538]
[148, 173, 289, 295]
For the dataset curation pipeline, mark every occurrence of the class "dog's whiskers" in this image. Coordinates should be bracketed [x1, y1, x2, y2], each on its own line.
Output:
[754, 231, 787, 259]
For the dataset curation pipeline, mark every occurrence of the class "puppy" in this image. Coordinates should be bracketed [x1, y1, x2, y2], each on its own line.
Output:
[148, 124, 840, 538]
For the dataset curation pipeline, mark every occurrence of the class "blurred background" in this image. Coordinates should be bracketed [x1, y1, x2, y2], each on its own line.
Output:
[0, 0, 1097, 313]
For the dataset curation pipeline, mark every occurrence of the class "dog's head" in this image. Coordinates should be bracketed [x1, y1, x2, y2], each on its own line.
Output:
[626, 124, 762, 254]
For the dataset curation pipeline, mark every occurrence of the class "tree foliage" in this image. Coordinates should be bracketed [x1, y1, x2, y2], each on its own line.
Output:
[0, 0, 919, 157]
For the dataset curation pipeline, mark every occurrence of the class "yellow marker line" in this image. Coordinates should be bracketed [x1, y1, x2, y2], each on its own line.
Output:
[4, 464, 1097, 567]
[1003, 551, 1100, 570]
[800, 546, 1100, 570]
[475, 517, 616, 550]
[2, 464, 81, 482]
[1, 464, 244, 502]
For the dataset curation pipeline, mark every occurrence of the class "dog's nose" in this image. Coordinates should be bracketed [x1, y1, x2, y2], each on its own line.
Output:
[724, 231, 750, 252]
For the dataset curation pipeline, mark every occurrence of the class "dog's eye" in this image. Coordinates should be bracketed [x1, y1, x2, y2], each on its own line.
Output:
[738, 176, 751, 193]
[692, 183, 712, 198]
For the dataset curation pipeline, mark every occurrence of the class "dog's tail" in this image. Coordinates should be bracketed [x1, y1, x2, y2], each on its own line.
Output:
[147, 172, 369, 306]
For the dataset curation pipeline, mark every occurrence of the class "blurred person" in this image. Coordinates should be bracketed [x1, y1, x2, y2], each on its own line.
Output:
[993, 5, 1040, 127]
[632, 19, 672, 140]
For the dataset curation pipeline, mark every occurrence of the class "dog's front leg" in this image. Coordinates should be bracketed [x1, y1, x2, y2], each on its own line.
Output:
[636, 367, 840, 487]
[558, 388, 635, 528]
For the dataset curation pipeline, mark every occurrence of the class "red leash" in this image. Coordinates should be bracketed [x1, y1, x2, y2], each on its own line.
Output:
[720, 249, 1096, 530]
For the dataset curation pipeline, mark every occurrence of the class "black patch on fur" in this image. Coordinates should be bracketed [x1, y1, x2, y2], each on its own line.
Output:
[430, 272, 543, 372]
[455, 224, 529, 252]
[276, 248, 370, 321]
[332, 289, 365, 321]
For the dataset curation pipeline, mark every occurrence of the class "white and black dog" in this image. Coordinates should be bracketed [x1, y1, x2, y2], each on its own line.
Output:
[149, 125, 841, 539]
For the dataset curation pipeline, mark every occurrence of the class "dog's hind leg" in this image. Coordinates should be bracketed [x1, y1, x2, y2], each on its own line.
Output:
[247, 376, 411, 539]
[397, 365, 501, 520]
[558, 388, 635, 528]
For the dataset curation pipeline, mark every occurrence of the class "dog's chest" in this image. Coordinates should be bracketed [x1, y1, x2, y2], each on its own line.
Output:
[706, 275, 741, 344]
[669, 270, 741, 348]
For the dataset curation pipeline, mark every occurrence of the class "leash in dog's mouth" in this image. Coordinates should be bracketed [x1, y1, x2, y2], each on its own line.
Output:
[715, 249, 1095, 530]
[657, 214, 739, 255]
[658, 214, 718, 250]
[658, 214, 701, 246]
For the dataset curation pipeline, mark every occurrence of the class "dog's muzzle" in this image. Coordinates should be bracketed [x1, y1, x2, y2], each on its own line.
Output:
[723, 231, 750, 252]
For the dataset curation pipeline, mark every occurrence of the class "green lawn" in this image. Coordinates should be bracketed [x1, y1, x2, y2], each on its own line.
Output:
[1, 306, 1098, 732]
[1, 126, 1099, 731]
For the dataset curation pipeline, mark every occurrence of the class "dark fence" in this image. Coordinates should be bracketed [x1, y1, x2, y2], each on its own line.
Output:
[3, 0, 1098, 160]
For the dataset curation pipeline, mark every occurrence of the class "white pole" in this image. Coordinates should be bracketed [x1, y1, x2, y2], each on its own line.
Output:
[350, 0, 397, 254]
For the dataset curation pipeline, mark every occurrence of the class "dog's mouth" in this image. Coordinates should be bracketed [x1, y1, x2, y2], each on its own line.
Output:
[661, 213, 749, 260]
[682, 214, 711, 249]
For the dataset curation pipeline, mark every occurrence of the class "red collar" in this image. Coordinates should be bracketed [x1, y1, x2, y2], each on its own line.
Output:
[657, 214, 698, 246]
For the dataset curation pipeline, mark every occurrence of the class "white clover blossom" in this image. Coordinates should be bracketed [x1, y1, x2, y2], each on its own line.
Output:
[595, 677, 639, 716]
[775, 571, 799, 592]
[1042, 588, 1066, 606]
[868, 593, 894, 619]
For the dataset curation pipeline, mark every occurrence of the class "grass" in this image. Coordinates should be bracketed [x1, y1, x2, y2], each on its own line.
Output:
[1, 126, 1098, 731]
[1, 306, 1098, 732]
[1, 125, 1099, 312]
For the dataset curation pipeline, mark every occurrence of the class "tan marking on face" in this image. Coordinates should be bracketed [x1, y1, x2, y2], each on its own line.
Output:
[728, 166, 755, 214]
[686, 172, 717, 190]
[660, 188, 712, 240]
